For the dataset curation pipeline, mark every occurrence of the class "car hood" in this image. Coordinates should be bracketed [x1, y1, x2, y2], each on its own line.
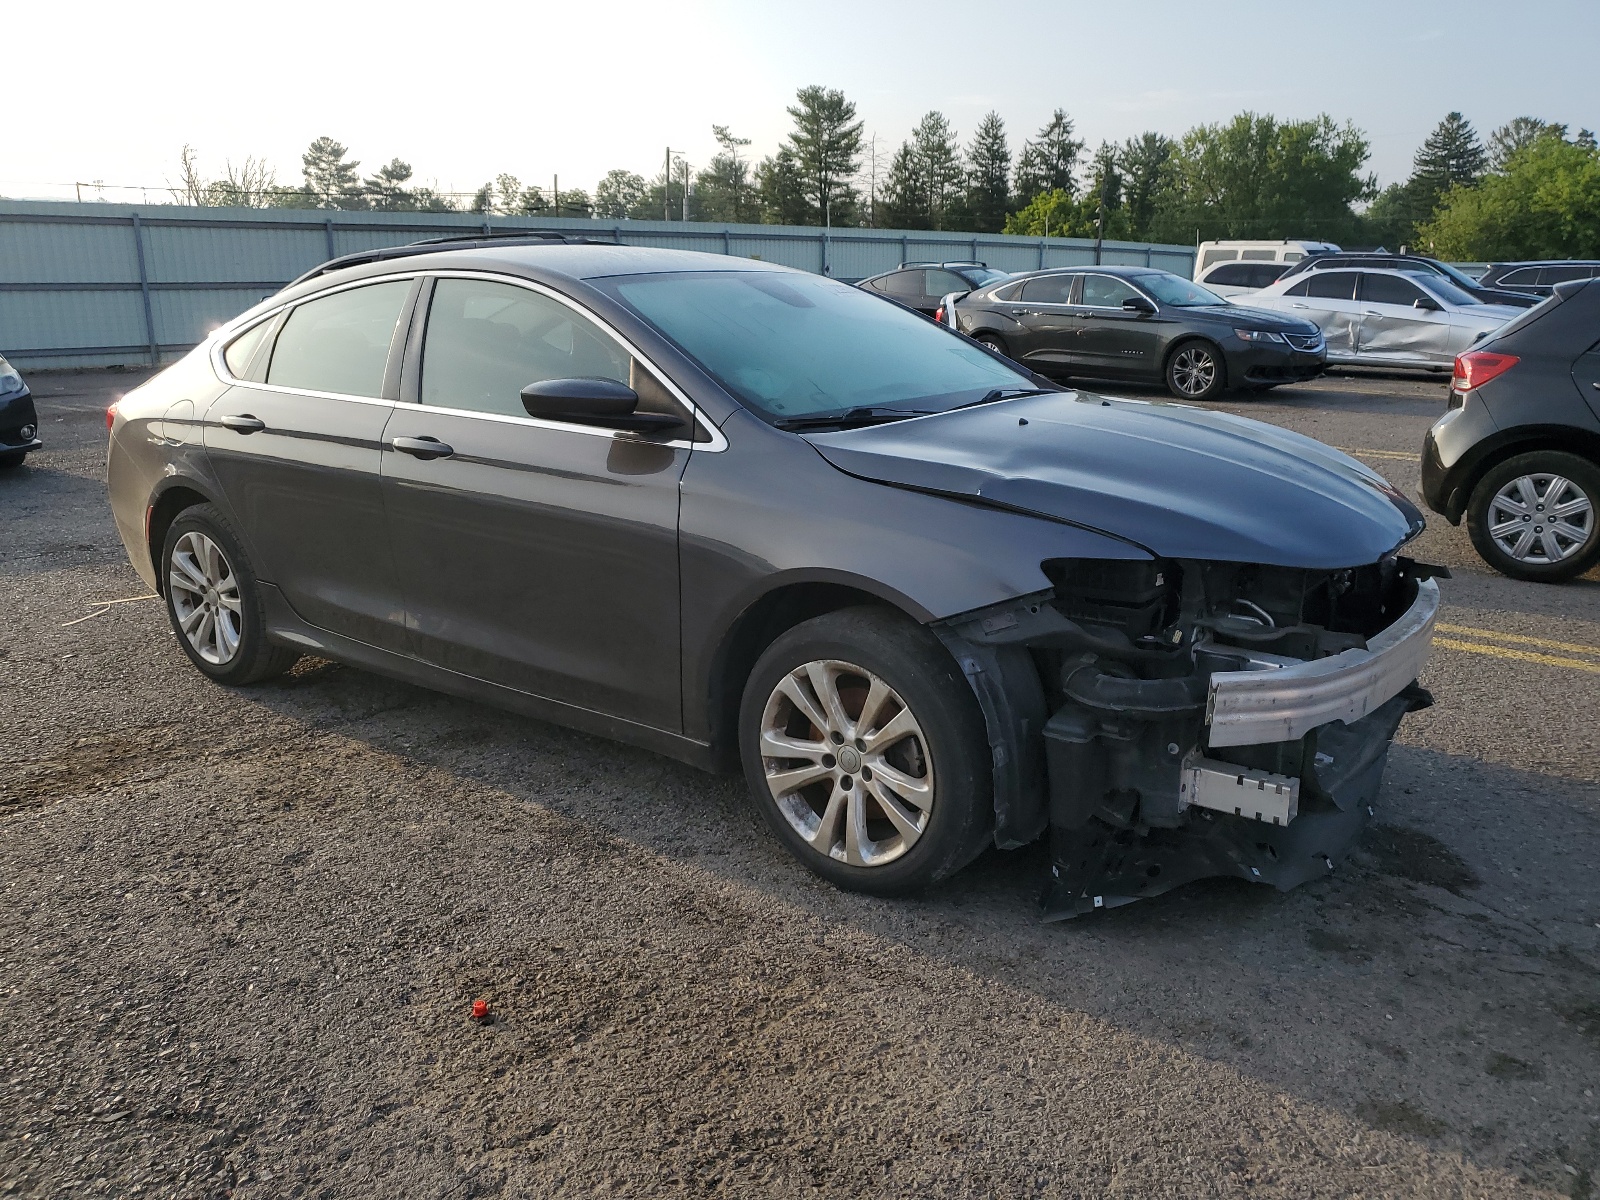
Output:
[805, 391, 1423, 569]
[1178, 303, 1319, 334]
[1459, 303, 1522, 323]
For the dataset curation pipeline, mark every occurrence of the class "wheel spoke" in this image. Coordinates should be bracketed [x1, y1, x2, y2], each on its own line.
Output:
[1489, 517, 1525, 540]
[178, 604, 207, 635]
[217, 612, 241, 657]
[760, 728, 828, 761]
[867, 757, 934, 811]
[1551, 520, 1591, 546]
[1510, 527, 1537, 559]
[862, 707, 918, 754]
[766, 761, 831, 797]
[217, 592, 243, 615]
[853, 677, 891, 739]
[843, 788, 870, 866]
[1552, 494, 1592, 519]
[1516, 476, 1542, 512]
[808, 785, 846, 857]
[170, 553, 208, 593]
[866, 779, 925, 844]
[775, 672, 830, 737]
[805, 661, 851, 735]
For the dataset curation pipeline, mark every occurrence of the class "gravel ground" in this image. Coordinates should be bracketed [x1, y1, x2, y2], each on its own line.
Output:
[2, 367, 1597, 1198]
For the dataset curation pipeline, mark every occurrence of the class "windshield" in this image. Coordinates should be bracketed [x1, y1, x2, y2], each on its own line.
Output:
[1435, 261, 1486, 290]
[1137, 273, 1227, 307]
[1412, 274, 1479, 306]
[599, 270, 1036, 422]
[964, 268, 1010, 286]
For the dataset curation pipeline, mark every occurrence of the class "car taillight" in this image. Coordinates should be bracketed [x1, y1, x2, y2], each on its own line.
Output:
[105, 403, 118, 430]
[934, 305, 945, 323]
[1451, 350, 1519, 392]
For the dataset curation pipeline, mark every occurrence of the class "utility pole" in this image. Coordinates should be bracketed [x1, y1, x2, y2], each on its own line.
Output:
[553, 174, 559, 219]
[664, 147, 673, 221]
[680, 156, 689, 222]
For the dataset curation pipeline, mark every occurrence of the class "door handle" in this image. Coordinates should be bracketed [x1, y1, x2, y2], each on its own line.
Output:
[1363, 310, 1383, 317]
[1291, 303, 1310, 309]
[391, 435, 454, 460]
[220, 414, 265, 434]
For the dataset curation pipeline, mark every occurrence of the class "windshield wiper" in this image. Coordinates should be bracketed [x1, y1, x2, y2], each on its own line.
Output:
[773, 406, 939, 431]
[960, 387, 1057, 408]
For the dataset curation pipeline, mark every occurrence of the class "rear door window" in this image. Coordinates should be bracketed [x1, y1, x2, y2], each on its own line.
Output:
[925, 270, 970, 297]
[1304, 272, 1358, 301]
[1019, 275, 1076, 304]
[1499, 267, 1541, 285]
[1079, 274, 1141, 308]
[223, 319, 273, 380]
[266, 281, 412, 398]
[879, 271, 925, 298]
[1204, 263, 1253, 286]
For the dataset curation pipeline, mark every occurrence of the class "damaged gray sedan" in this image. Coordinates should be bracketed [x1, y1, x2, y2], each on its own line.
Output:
[105, 238, 1439, 918]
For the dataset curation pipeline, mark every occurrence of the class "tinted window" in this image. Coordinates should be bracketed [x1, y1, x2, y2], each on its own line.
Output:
[1415, 275, 1478, 306]
[1019, 275, 1075, 303]
[1138, 273, 1226, 307]
[1362, 274, 1428, 307]
[926, 269, 971, 297]
[601, 270, 1033, 422]
[1080, 274, 1141, 307]
[1203, 263, 1253, 286]
[1200, 248, 1238, 269]
[420, 278, 631, 419]
[879, 270, 925, 298]
[1304, 272, 1358, 300]
[1499, 267, 1541, 284]
[962, 268, 1010, 286]
[267, 281, 411, 398]
[1241, 249, 1278, 261]
[223, 319, 272, 379]
[1545, 265, 1592, 284]
[1252, 263, 1289, 286]
[1283, 252, 1304, 262]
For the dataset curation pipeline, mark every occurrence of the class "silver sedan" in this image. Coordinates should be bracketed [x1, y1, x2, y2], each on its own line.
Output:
[1236, 267, 1520, 371]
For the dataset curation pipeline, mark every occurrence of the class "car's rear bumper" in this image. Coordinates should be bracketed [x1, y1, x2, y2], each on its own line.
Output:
[1205, 577, 1439, 747]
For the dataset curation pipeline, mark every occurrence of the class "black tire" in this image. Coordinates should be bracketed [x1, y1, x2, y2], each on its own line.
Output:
[738, 606, 993, 897]
[1466, 451, 1600, 583]
[0, 450, 26, 469]
[973, 332, 1012, 360]
[160, 503, 300, 684]
[1164, 338, 1227, 401]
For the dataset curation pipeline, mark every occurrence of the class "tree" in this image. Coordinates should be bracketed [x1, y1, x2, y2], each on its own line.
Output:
[756, 148, 810, 226]
[695, 125, 755, 223]
[1146, 113, 1374, 244]
[963, 112, 1012, 234]
[1420, 135, 1600, 260]
[1118, 132, 1174, 241]
[1014, 109, 1083, 205]
[168, 146, 280, 208]
[1488, 117, 1565, 171]
[363, 158, 415, 211]
[1412, 112, 1487, 196]
[1085, 142, 1124, 242]
[301, 137, 363, 209]
[775, 85, 864, 224]
[878, 142, 929, 230]
[912, 111, 965, 230]
[595, 169, 648, 219]
[1003, 189, 1102, 238]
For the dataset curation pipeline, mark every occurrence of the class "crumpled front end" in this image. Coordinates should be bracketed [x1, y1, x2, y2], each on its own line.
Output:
[936, 555, 1440, 920]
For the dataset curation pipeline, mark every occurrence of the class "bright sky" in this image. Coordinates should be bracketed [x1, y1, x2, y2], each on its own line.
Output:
[6, 0, 1595, 204]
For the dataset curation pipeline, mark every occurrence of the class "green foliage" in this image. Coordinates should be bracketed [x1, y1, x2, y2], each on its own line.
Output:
[1014, 109, 1082, 204]
[1003, 189, 1128, 240]
[963, 112, 1011, 233]
[1411, 112, 1486, 195]
[772, 85, 863, 225]
[1488, 117, 1564, 171]
[1118, 132, 1175, 241]
[594, 169, 647, 219]
[1420, 135, 1600, 260]
[756, 148, 809, 226]
[695, 126, 756, 223]
[880, 111, 965, 231]
[1145, 113, 1374, 244]
[363, 159, 415, 211]
[301, 137, 363, 209]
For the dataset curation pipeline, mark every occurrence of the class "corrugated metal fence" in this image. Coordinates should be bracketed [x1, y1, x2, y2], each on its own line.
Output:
[0, 200, 1197, 370]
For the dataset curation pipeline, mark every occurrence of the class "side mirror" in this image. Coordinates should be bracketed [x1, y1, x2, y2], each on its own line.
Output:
[1413, 296, 1442, 312]
[1122, 296, 1157, 315]
[520, 378, 684, 433]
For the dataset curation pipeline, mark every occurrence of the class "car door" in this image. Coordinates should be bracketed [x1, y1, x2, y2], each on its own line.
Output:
[1574, 343, 1600, 424]
[379, 274, 695, 731]
[1282, 271, 1361, 358]
[203, 276, 417, 650]
[924, 268, 973, 314]
[1355, 273, 1449, 366]
[877, 269, 930, 313]
[1008, 273, 1081, 369]
[1073, 273, 1165, 378]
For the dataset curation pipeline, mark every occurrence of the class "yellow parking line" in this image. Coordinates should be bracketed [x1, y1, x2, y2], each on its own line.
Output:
[1434, 637, 1600, 674]
[1336, 446, 1416, 461]
[1436, 622, 1600, 659]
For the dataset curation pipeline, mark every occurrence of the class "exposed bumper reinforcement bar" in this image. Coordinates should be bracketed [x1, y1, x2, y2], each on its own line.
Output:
[1205, 577, 1440, 748]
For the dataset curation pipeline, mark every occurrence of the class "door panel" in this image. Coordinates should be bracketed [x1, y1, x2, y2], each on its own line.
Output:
[1074, 274, 1165, 377]
[1573, 348, 1600, 423]
[1355, 273, 1450, 365]
[1011, 275, 1081, 369]
[381, 274, 691, 731]
[201, 278, 414, 649]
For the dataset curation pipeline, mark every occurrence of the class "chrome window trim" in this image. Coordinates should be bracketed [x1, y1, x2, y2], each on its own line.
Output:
[209, 268, 726, 452]
[1073, 272, 1156, 311]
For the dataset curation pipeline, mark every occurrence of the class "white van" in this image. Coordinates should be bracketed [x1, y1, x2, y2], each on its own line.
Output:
[1193, 239, 1340, 282]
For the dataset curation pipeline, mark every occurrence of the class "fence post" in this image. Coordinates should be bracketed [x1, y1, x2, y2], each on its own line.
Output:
[130, 213, 158, 367]
[900, 234, 908, 264]
[1038, 239, 1045, 269]
[323, 218, 336, 260]
[971, 237, 978, 261]
[723, 229, 731, 256]
[1145, 246, 1152, 267]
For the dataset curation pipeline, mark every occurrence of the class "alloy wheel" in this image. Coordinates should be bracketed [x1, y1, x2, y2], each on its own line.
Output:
[168, 530, 243, 664]
[1171, 346, 1217, 397]
[1487, 473, 1594, 564]
[758, 659, 935, 867]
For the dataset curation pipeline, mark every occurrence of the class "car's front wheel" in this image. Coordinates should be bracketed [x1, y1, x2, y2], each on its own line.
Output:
[0, 450, 27, 469]
[738, 607, 993, 896]
[1165, 339, 1226, 400]
[161, 504, 301, 684]
[1466, 451, 1600, 582]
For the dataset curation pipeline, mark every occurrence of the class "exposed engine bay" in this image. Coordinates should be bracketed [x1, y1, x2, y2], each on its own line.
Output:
[934, 555, 1443, 920]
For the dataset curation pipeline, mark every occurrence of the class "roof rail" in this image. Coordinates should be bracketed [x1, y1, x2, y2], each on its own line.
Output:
[897, 259, 988, 270]
[287, 229, 616, 288]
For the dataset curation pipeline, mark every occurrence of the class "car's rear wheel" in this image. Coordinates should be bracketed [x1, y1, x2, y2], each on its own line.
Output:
[161, 504, 300, 684]
[1466, 451, 1600, 582]
[974, 332, 1012, 360]
[738, 607, 992, 896]
[1165, 339, 1226, 400]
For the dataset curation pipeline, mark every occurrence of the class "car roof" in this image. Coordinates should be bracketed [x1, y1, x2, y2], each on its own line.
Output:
[1011, 264, 1167, 279]
[1489, 259, 1600, 267]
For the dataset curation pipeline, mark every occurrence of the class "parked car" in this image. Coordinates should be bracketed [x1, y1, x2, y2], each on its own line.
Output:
[1477, 261, 1600, 300]
[857, 261, 1011, 316]
[1193, 239, 1340, 281]
[1423, 277, 1600, 582]
[1242, 268, 1520, 372]
[108, 237, 1439, 919]
[1197, 260, 1293, 297]
[947, 265, 1326, 399]
[0, 355, 40, 469]
[1275, 252, 1539, 309]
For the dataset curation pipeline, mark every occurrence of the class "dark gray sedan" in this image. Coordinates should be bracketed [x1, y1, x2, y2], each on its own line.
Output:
[107, 239, 1439, 918]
